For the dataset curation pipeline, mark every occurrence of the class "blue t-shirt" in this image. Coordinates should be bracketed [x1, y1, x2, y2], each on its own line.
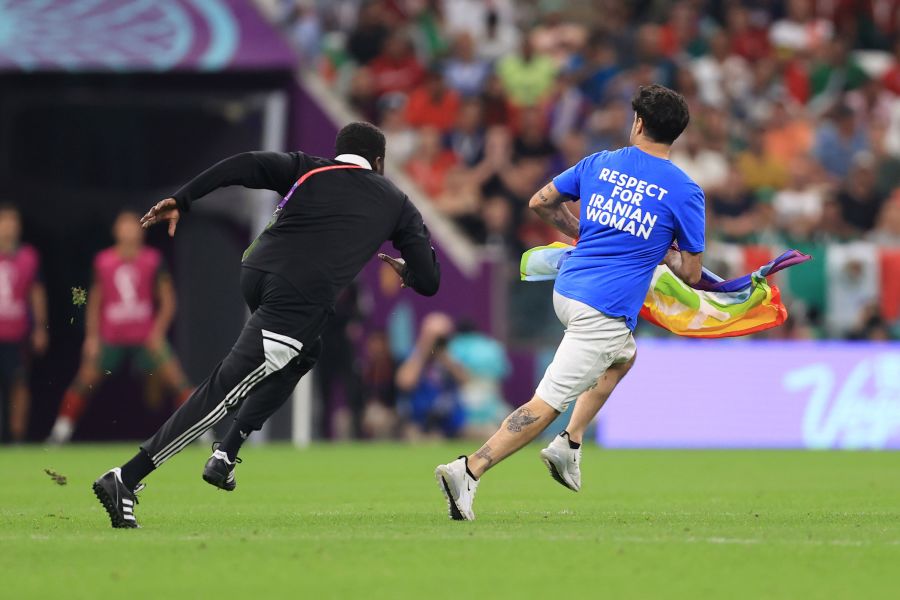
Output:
[552, 146, 705, 329]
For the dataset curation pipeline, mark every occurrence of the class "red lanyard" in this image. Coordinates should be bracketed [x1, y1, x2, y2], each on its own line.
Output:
[275, 164, 363, 213]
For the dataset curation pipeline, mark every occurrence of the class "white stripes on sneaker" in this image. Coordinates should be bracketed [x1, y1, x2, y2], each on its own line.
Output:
[109, 467, 137, 521]
[122, 496, 135, 521]
[150, 363, 266, 466]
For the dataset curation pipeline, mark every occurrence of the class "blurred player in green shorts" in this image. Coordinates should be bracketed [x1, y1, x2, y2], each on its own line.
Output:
[48, 211, 192, 444]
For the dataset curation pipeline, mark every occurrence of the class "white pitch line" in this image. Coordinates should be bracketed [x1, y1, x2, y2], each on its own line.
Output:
[4, 533, 897, 548]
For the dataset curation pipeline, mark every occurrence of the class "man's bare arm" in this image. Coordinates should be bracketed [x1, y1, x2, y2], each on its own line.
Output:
[528, 182, 580, 240]
[150, 273, 177, 348]
[664, 248, 703, 286]
[81, 283, 102, 360]
[85, 283, 101, 340]
[29, 282, 49, 354]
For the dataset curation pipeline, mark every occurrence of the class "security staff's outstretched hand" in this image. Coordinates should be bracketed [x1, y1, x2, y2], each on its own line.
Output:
[378, 253, 407, 288]
[141, 198, 181, 237]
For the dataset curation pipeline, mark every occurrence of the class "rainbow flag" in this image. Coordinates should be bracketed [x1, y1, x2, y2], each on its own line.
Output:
[520, 244, 811, 338]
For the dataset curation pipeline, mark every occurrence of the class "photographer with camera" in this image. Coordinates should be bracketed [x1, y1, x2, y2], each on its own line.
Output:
[395, 312, 468, 439]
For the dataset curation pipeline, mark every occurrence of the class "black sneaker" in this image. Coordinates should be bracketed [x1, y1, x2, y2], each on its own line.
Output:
[92, 468, 143, 529]
[202, 444, 241, 491]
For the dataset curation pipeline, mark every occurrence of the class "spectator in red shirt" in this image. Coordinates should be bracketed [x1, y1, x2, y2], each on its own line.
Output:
[405, 69, 461, 133]
[882, 38, 900, 95]
[480, 73, 514, 127]
[783, 57, 812, 105]
[405, 126, 458, 197]
[726, 4, 772, 61]
[658, 2, 703, 58]
[369, 30, 425, 97]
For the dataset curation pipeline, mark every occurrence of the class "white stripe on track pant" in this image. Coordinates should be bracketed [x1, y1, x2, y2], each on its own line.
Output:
[143, 322, 321, 468]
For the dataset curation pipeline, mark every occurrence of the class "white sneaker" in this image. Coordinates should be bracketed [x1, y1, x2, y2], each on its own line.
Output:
[540, 433, 582, 492]
[435, 457, 479, 521]
[47, 417, 74, 445]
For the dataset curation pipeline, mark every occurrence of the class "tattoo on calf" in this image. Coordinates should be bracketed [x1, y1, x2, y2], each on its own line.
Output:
[506, 407, 540, 433]
[474, 444, 494, 466]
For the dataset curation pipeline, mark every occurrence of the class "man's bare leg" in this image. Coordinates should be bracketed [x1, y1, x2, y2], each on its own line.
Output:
[538, 355, 636, 492]
[157, 356, 193, 406]
[563, 354, 636, 444]
[9, 378, 30, 442]
[465, 396, 560, 478]
[435, 396, 559, 520]
[48, 363, 101, 444]
[435, 356, 633, 519]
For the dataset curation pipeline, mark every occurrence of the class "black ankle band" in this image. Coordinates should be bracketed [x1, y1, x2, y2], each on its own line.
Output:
[562, 431, 581, 450]
[460, 455, 479, 481]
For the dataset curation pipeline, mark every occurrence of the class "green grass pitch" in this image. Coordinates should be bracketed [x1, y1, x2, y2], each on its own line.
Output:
[2, 443, 899, 599]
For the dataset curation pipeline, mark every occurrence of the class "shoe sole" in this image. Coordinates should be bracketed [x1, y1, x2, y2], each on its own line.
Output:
[540, 451, 579, 492]
[434, 467, 467, 521]
[202, 465, 236, 492]
[92, 481, 137, 529]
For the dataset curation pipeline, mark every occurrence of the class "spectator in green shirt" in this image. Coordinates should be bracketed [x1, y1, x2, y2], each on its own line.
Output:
[496, 37, 557, 107]
[810, 38, 868, 102]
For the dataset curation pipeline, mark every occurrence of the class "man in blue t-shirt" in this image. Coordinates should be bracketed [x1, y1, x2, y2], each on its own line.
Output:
[436, 84, 705, 520]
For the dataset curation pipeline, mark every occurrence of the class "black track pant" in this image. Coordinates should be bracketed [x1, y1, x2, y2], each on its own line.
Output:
[142, 267, 324, 467]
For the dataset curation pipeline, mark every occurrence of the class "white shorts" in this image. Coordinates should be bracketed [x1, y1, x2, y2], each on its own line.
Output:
[535, 292, 636, 413]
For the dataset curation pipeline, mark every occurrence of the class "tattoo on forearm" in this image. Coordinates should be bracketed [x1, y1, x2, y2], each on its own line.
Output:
[506, 407, 540, 432]
[474, 444, 494, 466]
[533, 184, 578, 238]
[538, 186, 551, 204]
[552, 213, 578, 237]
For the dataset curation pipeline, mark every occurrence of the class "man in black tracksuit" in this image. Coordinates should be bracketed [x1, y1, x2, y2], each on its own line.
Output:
[92, 122, 440, 528]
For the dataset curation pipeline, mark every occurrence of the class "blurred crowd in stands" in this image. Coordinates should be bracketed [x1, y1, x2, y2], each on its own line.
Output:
[266, 0, 900, 343]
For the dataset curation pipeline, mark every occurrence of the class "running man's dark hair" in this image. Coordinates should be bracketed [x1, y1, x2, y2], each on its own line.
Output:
[631, 84, 690, 145]
[335, 121, 386, 167]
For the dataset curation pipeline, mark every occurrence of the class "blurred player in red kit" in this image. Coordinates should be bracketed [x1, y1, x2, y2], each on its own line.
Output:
[47, 211, 192, 444]
[0, 204, 48, 442]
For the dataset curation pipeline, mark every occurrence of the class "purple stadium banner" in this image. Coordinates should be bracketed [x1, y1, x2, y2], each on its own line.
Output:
[0, 0, 295, 72]
[597, 341, 900, 449]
